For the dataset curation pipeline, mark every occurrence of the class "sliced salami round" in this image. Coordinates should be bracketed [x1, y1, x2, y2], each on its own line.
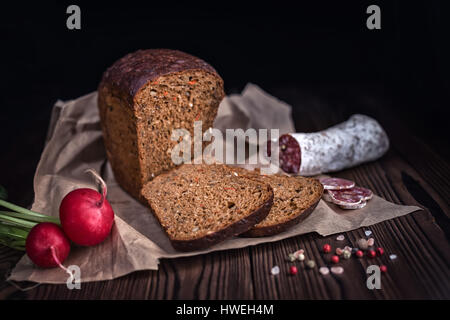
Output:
[348, 186, 373, 201]
[319, 178, 355, 190]
[339, 201, 367, 210]
[277, 134, 301, 174]
[328, 189, 362, 206]
[322, 191, 333, 202]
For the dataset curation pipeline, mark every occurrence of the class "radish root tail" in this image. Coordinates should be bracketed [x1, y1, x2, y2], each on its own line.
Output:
[85, 168, 107, 206]
[50, 246, 69, 273]
[50, 246, 74, 283]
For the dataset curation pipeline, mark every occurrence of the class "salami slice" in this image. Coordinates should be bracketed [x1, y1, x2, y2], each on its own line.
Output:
[339, 201, 367, 210]
[347, 186, 373, 201]
[277, 134, 301, 174]
[328, 189, 362, 206]
[319, 178, 355, 190]
[322, 191, 333, 202]
[328, 186, 373, 208]
[275, 114, 389, 175]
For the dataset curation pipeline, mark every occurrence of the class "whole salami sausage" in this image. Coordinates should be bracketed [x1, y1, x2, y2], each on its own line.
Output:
[274, 114, 389, 175]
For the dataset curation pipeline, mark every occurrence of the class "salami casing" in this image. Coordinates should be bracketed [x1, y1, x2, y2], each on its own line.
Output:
[276, 114, 389, 175]
[322, 191, 333, 202]
[339, 201, 367, 210]
[319, 177, 355, 190]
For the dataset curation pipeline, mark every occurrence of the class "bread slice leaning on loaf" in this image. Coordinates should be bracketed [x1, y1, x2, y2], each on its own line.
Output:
[98, 49, 225, 201]
[141, 164, 274, 251]
[231, 168, 323, 237]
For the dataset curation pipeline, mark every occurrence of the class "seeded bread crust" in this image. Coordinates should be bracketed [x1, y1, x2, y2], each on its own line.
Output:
[240, 198, 320, 237]
[100, 49, 219, 106]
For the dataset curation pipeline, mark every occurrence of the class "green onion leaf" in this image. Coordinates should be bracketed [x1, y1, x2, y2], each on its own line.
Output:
[0, 199, 50, 218]
[0, 210, 60, 224]
[0, 238, 25, 251]
[0, 214, 37, 229]
[0, 224, 29, 240]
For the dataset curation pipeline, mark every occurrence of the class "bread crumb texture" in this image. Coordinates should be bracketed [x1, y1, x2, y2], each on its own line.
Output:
[141, 164, 273, 241]
[232, 167, 323, 230]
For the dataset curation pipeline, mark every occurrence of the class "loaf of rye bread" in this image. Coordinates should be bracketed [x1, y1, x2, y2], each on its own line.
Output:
[98, 49, 225, 201]
[231, 168, 323, 237]
[141, 164, 274, 251]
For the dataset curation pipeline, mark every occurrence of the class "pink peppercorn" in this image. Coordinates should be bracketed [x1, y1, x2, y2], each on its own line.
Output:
[367, 250, 376, 258]
[380, 265, 387, 273]
[376, 247, 385, 256]
[331, 255, 339, 264]
[355, 250, 364, 258]
[289, 266, 298, 275]
[323, 244, 331, 253]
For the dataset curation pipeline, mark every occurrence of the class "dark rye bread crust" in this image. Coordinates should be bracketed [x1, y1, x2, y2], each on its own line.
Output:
[170, 193, 273, 251]
[240, 197, 320, 237]
[99, 49, 219, 106]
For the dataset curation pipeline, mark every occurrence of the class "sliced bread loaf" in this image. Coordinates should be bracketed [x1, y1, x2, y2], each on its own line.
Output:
[141, 164, 274, 251]
[231, 168, 323, 237]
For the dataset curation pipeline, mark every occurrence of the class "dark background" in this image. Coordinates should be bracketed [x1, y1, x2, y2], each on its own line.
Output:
[1, 0, 449, 204]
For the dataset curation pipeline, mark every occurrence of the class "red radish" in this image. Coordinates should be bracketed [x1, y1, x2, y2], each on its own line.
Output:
[25, 222, 70, 268]
[59, 169, 114, 246]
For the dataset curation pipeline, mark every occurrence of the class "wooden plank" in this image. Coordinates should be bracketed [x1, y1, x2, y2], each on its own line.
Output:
[24, 247, 256, 300]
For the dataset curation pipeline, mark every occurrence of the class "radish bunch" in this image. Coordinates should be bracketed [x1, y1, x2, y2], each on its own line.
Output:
[0, 169, 115, 269]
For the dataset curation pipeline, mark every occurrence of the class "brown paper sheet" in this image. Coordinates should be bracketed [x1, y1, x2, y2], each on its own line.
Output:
[8, 84, 421, 284]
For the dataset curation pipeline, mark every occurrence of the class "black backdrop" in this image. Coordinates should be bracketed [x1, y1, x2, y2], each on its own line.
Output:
[1, 0, 449, 201]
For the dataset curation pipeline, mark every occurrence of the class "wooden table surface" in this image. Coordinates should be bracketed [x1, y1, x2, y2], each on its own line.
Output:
[0, 86, 449, 300]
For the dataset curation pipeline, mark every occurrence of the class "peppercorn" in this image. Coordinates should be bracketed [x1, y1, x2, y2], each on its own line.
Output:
[323, 244, 331, 253]
[298, 253, 305, 261]
[306, 260, 316, 269]
[376, 247, 384, 256]
[357, 238, 369, 250]
[271, 266, 280, 275]
[367, 250, 376, 258]
[330, 266, 344, 275]
[331, 255, 339, 264]
[289, 266, 298, 275]
[319, 267, 330, 275]
[380, 265, 387, 273]
[288, 253, 297, 262]
[336, 248, 343, 256]
[355, 250, 364, 258]
[343, 250, 351, 260]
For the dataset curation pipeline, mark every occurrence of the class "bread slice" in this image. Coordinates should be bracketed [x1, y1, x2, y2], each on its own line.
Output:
[141, 164, 274, 251]
[231, 168, 323, 237]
